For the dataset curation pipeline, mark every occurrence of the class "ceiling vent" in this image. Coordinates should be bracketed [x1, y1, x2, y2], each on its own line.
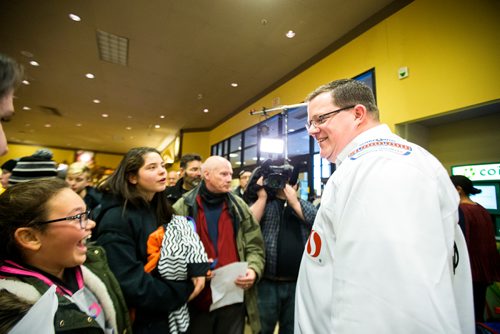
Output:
[96, 30, 129, 66]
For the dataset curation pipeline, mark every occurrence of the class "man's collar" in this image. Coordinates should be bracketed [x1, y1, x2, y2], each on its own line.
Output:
[336, 124, 390, 166]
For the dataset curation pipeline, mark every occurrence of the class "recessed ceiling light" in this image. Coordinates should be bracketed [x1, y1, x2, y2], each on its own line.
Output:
[29, 60, 40, 67]
[203, 108, 209, 113]
[23, 106, 31, 110]
[25, 123, 30, 127]
[76, 123, 82, 127]
[85, 73, 95, 79]
[154, 124, 160, 129]
[160, 115, 165, 119]
[93, 99, 101, 104]
[44, 123, 51, 128]
[22, 80, 30, 85]
[125, 126, 132, 130]
[286, 30, 296, 38]
[69, 13, 81, 22]
[101, 113, 109, 118]
[231, 82, 238, 87]
[127, 115, 133, 119]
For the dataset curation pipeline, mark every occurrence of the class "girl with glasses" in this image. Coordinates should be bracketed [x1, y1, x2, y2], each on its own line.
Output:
[0, 178, 131, 333]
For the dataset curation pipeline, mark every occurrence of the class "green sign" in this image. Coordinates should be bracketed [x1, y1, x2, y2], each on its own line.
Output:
[451, 163, 500, 181]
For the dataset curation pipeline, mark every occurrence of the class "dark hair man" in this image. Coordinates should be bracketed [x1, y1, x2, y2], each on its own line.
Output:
[294, 79, 473, 333]
[173, 156, 265, 334]
[165, 153, 202, 205]
[0, 53, 23, 156]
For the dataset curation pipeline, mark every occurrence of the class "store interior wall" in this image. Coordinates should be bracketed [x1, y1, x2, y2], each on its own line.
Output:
[3, 0, 499, 172]
[0, 143, 123, 168]
[200, 0, 499, 167]
[428, 112, 500, 172]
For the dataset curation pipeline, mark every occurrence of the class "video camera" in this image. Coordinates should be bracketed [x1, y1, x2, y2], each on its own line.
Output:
[243, 159, 297, 203]
[260, 161, 294, 190]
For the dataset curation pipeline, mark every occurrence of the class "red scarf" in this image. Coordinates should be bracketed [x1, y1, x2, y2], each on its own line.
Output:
[191, 195, 239, 311]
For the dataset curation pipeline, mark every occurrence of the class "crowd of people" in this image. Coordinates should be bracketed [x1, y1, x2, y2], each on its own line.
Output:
[1, 53, 499, 333]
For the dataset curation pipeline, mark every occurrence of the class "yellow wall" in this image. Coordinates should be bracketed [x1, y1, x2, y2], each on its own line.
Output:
[0, 144, 74, 166]
[94, 152, 124, 169]
[180, 131, 210, 161]
[429, 113, 500, 172]
[0, 144, 123, 169]
[194, 0, 499, 156]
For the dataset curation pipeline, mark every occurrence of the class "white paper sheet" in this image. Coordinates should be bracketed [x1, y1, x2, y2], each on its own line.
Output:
[209, 262, 248, 311]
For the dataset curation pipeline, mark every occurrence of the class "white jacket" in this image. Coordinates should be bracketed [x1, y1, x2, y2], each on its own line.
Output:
[295, 124, 474, 333]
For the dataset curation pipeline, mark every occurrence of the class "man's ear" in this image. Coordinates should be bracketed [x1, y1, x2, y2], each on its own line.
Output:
[14, 227, 42, 251]
[353, 104, 368, 121]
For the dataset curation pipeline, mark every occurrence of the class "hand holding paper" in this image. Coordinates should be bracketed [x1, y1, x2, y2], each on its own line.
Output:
[209, 262, 248, 311]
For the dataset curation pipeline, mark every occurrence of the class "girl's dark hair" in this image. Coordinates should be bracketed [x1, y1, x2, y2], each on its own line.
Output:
[98, 147, 173, 226]
[0, 178, 69, 260]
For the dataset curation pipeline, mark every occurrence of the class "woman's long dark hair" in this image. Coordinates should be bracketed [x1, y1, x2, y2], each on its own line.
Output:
[98, 147, 173, 226]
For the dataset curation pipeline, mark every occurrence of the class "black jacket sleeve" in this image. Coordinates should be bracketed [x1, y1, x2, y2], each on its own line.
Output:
[95, 206, 193, 315]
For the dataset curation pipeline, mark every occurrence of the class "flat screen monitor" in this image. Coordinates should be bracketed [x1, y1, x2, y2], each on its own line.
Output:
[470, 183, 500, 214]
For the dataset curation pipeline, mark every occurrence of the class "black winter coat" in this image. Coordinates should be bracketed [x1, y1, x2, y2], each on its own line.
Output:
[95, 194, 193, 334]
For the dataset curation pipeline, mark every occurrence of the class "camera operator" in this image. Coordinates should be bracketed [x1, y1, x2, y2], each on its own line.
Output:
[245, 161, 317, 334]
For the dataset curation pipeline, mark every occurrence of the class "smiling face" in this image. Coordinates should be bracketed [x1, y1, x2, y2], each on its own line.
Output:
[27, 188, 95, 279]
[128, 152, 167, 201]
[307, 92, 361, 162]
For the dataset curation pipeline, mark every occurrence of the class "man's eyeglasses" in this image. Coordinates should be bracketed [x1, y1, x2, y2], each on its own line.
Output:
[305, 105, 355, 130]
[36, 209, 91, 229]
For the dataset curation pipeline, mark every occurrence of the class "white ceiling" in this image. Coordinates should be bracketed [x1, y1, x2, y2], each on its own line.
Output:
[0, 0, 411, 154]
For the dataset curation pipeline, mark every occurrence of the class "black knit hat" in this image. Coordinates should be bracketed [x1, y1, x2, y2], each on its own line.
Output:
[8, 156, 58, 186]
[1, 159, 17, 172]
[450, 175, 481, 196]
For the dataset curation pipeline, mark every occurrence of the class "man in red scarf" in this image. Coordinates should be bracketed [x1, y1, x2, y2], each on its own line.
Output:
[173, 156, 265, 334]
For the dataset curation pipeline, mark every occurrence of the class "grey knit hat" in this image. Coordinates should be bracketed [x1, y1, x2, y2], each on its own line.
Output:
[8, 156, 58, 186]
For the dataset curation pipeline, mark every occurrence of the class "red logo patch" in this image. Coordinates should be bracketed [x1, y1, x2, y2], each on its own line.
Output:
[306, 230, 322, 258]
